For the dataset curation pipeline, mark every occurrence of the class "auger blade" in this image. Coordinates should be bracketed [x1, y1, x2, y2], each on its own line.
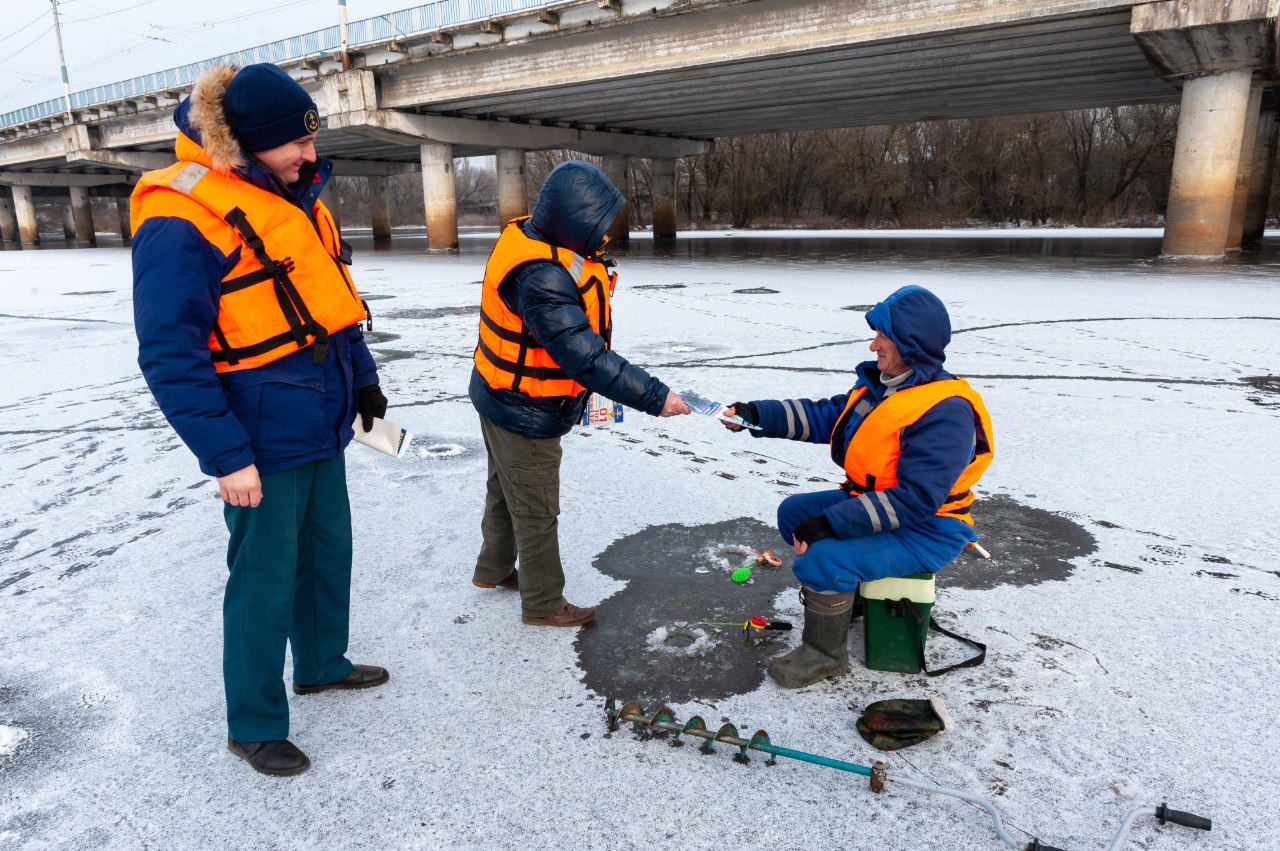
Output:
[619, 700, 644, 727]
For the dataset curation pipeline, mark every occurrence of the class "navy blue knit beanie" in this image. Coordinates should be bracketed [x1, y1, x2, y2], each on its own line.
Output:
[223, 63, 319, 153]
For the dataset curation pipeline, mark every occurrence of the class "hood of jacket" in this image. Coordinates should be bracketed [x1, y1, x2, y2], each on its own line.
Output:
[526, 160, 626, 255]
[173, 66, 247, 174]
[861, 285, 952, 385]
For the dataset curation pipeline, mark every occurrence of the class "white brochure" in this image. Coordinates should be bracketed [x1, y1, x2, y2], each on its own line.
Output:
[352, 416, 413, 458]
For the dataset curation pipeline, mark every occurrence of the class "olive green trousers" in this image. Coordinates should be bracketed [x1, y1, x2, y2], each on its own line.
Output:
[474, 415, 569, 618]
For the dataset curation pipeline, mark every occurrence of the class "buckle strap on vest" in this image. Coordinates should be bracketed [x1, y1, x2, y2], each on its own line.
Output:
[223, 206, 326, 364]
[220, 258, 296, 295]
[211, 322, 239, 367]
[476, 337, 570, 382]
[211, 329, 306, 364]
[480, 309, 539, 348]
[841, 474, 876, 495]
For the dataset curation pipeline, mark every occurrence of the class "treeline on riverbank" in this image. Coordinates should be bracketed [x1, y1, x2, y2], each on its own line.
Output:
[335, 104, 1279, 231]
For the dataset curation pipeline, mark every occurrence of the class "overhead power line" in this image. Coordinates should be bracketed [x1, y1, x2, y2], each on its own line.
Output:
[0, 8, 52, 49]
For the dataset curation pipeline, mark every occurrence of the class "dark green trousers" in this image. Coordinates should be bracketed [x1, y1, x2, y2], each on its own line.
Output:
[475, 415, 568, 618]
[222, 455, 354, 742]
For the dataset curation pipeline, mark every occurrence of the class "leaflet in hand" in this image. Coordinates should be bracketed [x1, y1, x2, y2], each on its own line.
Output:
[352, 416, 413, 458]
[678, 389, 762, 430]
[581, 393, 624, 426]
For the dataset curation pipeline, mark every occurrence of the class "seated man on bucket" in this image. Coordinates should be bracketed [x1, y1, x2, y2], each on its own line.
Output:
[723, 285, 994, 688]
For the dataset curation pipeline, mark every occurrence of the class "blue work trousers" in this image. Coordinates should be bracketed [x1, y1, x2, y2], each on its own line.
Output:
[222, 455, 355, 742]
[777, 490, 973, 593]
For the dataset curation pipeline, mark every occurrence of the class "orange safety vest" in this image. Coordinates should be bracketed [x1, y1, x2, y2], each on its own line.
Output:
[131, 133, 368, 373]
[832, 378, 995, 526]
[474, 217, 616, 398]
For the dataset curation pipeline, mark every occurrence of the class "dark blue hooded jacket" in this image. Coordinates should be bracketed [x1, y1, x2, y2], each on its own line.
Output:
[470, 161, 669, 439]
[132, 98, 379, 478]
[748, 285, 979, 540]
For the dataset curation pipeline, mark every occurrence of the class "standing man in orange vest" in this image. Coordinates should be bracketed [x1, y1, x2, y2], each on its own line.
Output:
[470, 161, 690, 627]
[723, 286, 994, 688]
[132, 64, 389, 776]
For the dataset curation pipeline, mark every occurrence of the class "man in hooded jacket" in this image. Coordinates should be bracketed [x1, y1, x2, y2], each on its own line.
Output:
[724, 286, 994, 688]
[470, 161, 690, 627]
[131, 63, 389, 776]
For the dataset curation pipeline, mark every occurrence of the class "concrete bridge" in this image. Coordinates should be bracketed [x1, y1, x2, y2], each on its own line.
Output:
[0, 0, 1276, 258]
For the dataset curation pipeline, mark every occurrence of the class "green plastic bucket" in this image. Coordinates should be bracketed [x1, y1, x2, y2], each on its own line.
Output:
[860, 572, 935, 674]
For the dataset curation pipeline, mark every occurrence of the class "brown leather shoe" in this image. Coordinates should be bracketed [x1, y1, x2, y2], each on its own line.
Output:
[473, 570, 519, 590]
[522, 602, 596, 627]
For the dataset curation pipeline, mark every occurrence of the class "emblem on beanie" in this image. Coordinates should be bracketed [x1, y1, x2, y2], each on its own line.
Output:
[304, 109, 319, 133]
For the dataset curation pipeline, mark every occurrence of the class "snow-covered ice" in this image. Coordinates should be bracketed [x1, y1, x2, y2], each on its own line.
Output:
[2, 231, 1279, 849]
[0, 726, 28, 759]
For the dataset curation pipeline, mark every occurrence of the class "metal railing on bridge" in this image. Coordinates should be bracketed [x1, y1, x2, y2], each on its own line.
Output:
[0, 0, 565, 130]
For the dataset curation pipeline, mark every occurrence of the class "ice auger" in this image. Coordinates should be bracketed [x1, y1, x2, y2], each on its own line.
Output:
[604, 699, 1211, 851]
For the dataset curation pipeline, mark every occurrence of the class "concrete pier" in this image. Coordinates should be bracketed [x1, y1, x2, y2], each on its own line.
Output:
[601, 155, 630, 244]
[319, 180, 341, 231]
[420, 142, 459, 252]
[0, 191, 17, 249]
[1227, 86, 1265, 250]
[1243, 100, 1278, 246]
[69, 186, 95, 246]
[495, 148, 527, 224]
[1162, 71, 1253, 258]
[62, 203, 76, 241]
[116, 196, 131, 245]
[650, 157, 677, 241]
[12, 185, 39, 249]
[368, 175, 392, 241]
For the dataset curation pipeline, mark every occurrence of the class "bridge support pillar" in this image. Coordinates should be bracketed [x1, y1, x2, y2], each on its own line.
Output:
[62, 203, 76, 241]
[367, 175, 392, 241]
[1163, 70, 1254, 258]
[601, 155, 630, 244]
[1243, 97, 1278, 246]
[420, 142, 458, 252]
[0, 191, 18, 250]
[12, 186, 40, 249]
[651, 157, 677, 241]
[320, 179, 341, 231]
[69, 186, 96, 246]
[1227, 85, 1266, 250]
[495, 148, 527, 225]
[116, 196, 132, 245]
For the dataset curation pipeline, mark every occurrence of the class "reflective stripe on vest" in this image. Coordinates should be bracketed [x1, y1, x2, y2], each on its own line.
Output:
[474, 217, 615, 399]
[130, 152, 367, 373]
[832, 378, 995, 527]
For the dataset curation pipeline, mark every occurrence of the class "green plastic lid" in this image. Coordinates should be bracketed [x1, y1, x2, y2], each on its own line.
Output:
[731, 567, 752, 583]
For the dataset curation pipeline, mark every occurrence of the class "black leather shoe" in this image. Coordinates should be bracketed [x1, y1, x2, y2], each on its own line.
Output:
[227, 738, 310, 777]
[292, 663, 390, 695]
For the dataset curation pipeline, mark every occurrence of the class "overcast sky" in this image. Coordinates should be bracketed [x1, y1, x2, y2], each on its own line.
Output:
[0, 0, 419, 115]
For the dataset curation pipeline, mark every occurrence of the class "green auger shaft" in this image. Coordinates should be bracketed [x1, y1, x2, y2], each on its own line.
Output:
[605, 698, 871, 776]
[604, 698, 1052, 851]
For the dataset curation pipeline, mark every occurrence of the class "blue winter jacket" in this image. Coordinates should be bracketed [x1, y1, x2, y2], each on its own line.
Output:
[469, 161, 669, 439]
[132, 100, 380, 478]
[749, 286, 979, 541]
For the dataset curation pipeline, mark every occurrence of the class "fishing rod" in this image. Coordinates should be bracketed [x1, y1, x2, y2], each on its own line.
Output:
[693, 616, 793, 633]
[604, 699, 1211, 851]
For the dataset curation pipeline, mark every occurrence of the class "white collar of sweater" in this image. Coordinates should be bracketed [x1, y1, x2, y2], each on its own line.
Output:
[882, 368, 915, 395]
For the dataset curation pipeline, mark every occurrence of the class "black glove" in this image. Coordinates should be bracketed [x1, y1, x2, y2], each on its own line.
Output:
[357, 384, 388, 432]
[730, 401, 758, 427]
[793, 515, 835, 546]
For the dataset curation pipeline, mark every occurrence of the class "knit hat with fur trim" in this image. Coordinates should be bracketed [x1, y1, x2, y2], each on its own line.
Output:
[222, 63, 319, 153]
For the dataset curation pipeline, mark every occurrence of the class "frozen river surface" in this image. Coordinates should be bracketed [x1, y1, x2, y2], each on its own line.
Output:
[1, 231, 1278, 850]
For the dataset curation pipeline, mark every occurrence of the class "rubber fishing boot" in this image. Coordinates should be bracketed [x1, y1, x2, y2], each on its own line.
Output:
[767, 588, 856, 689]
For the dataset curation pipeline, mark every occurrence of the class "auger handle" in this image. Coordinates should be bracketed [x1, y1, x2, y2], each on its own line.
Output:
[1026, 840, 1066, 851]
[1155, 802, 1211, 831]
